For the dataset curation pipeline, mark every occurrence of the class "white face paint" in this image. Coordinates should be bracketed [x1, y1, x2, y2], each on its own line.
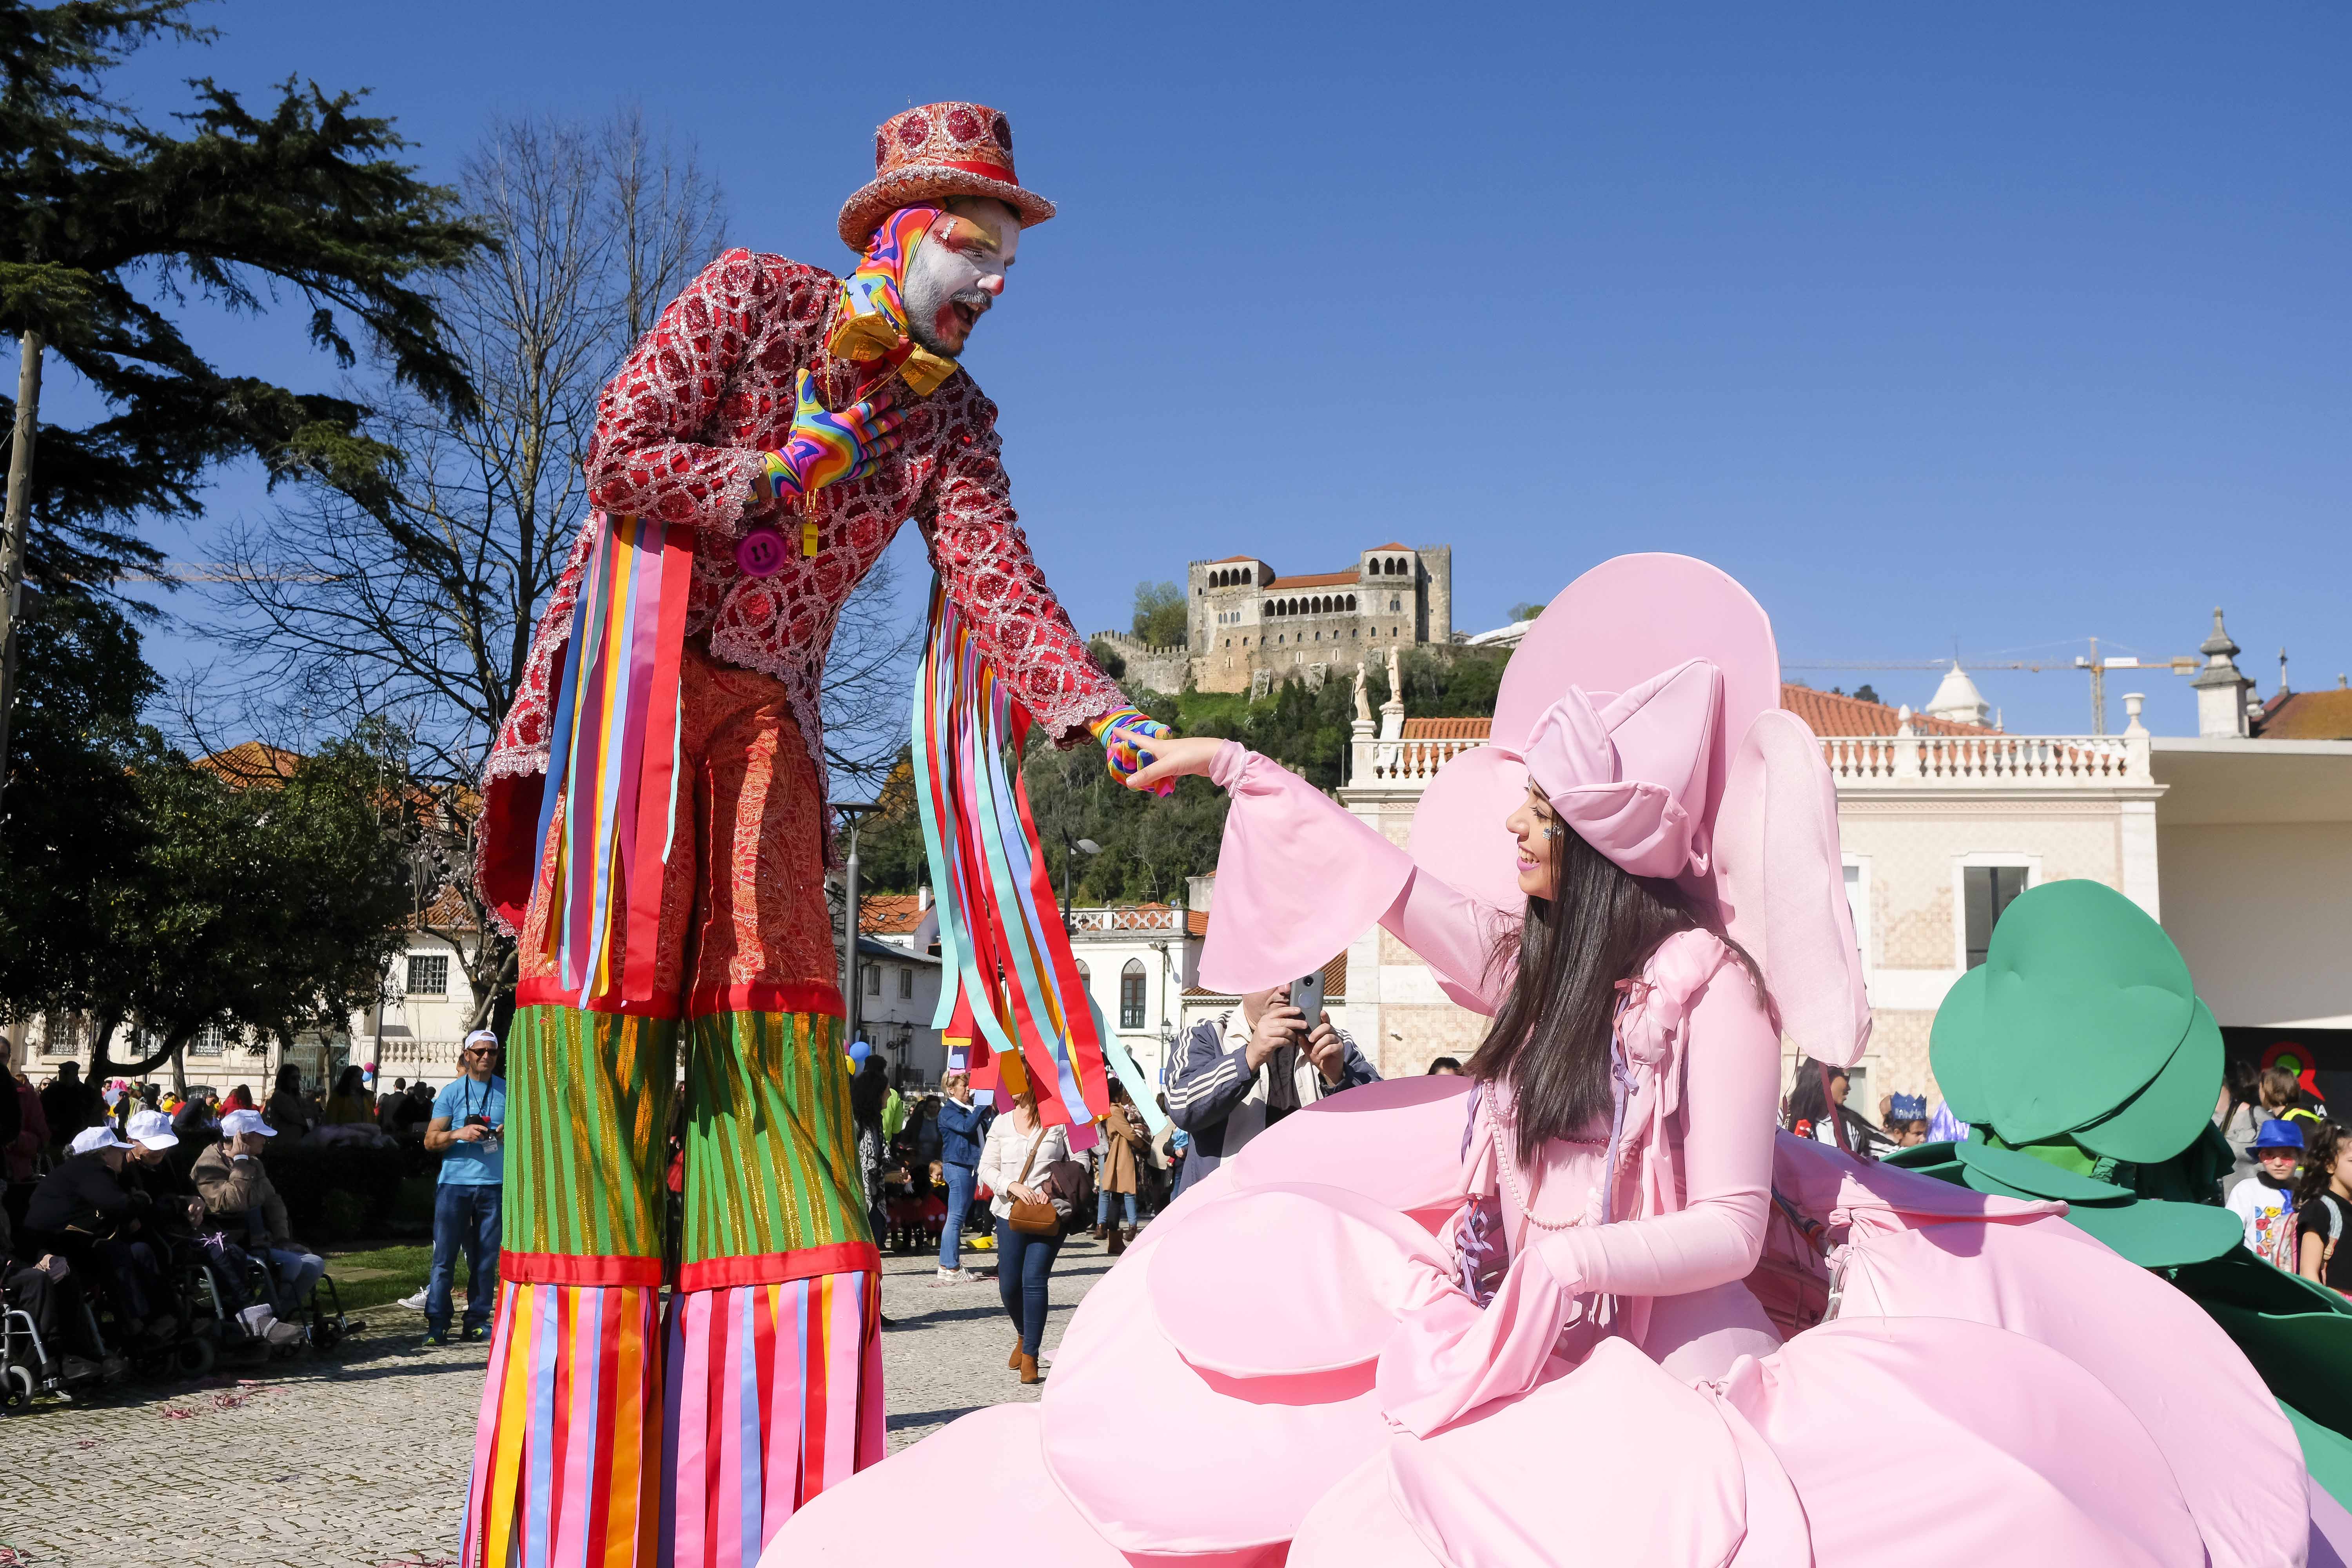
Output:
[903, 196, 1021, 357]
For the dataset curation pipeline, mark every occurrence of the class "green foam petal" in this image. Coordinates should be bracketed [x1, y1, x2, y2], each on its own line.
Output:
[1927, 966, 1995, 1124]
[2072, 1000, 2226, 1165]
[1955, 1140, 2132, 1203]
[2055, 1197, 2243, 1269]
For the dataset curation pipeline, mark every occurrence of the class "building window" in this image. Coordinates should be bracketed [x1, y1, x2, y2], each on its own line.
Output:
[190, 1022, 226, 1058]
[1963, 866, 2030, 968]
[1347, 594, 1356, 610]
[406, 953, 449, 997]
[898, 967, 914, 999]
[1390, 596, 1401, 612]
[866, 965, 882, 995]
[1120, 960, 1146, 1030]
[44, 1016, 81, 1056]
[1076, 960, 1090, 985]
[1842, 861, 1870, 968]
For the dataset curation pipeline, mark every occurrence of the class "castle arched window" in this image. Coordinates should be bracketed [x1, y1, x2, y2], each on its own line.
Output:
[1242, 568, 1252, 584]
[1347, 594, 1356, 610]
[1390, 596, 1401, 612]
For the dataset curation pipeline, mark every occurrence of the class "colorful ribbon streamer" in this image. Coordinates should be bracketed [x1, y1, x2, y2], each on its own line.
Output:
[531, 513, 696, 1007]
[911, 579, 1108, 1151]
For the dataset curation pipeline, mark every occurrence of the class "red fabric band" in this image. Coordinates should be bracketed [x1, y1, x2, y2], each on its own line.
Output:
[514, 979, 847, 1021]
[932, 158, 1018, 184]
[678, 1242, 880, 1294]
[501, 1251, 665, 1288]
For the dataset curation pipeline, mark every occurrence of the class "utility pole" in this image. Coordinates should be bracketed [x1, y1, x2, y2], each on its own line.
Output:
[833, 800, 881, 1054]
[0, 331, 45, 800]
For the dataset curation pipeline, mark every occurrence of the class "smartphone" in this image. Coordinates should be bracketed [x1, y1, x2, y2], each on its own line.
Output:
[1291, 970, 1325, 1031]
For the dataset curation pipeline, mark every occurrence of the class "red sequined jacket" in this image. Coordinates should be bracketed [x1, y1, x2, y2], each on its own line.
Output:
[477, 248, 1126, 931]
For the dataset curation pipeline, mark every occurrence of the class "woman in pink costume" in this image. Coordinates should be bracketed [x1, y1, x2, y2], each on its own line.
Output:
[769, 555, 2330, 1568]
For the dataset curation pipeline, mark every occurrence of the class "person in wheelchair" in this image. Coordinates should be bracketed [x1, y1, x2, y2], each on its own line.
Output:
[192, 1110, 323, 1324]
[125, 1108, 305, 1350]
[21, 1123, 175, 1347]
[0, 1196, 100, 1387]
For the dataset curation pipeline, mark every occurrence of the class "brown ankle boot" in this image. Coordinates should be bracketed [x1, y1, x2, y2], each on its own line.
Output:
[1106, 1226, 1128, 1257]
[1009, 1334, 1023, 1370]
[1091, 1223, 1106, 1240]
[1018, 1350, 1042, 1385]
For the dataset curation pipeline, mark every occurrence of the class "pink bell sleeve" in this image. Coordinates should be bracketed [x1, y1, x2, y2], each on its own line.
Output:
[1197, 743, 1507, 1005]
[1532, 967, 1777, 1300]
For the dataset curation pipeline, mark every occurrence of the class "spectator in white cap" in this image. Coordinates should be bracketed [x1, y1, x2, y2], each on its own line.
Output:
[22, 1122, 172, 1344]
[193, 1107, 324, 1323]
[416, 1028, 505, 1344]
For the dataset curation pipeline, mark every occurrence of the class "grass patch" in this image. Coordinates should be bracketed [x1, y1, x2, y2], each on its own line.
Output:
[321, 1242, 470, 1313]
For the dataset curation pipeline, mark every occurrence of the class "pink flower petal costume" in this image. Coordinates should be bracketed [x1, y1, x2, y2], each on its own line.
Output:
[764, 555, 2320, 1568]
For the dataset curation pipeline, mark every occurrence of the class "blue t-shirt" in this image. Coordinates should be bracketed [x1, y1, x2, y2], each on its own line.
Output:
[432, 1075, 507, 1186]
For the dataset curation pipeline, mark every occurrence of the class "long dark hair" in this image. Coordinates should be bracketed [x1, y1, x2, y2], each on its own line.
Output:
[1468, 812, 1712, 1168]
[2298, 1121, 2348, 1208]
[333, 1065, 365, 1100]
[1782, 1058, 1847, 1134]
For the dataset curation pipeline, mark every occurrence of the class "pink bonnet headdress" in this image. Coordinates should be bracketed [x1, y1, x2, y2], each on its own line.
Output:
[1407, 554, 1871, 1067]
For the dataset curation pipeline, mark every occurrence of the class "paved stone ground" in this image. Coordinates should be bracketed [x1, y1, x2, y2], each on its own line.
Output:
[0, 1234, 1115, 1568]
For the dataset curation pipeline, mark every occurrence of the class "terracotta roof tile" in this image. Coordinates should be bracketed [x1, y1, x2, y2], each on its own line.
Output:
[858, 893, 927, 934]
[1264, 570, 1361, 591]
[1777, 685, 1991, 737]
[1401, 716, 1491, 739]
[2256, 688, 2352, 740]
[193, 742, 303, 787]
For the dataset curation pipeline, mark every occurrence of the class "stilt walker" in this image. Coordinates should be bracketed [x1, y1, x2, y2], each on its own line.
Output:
[465, 102, 1170, 1568]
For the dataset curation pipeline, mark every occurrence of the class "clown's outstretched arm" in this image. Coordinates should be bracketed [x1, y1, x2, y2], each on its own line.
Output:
[1129, 738, 1506, 1007]
[919, 392, 1165, 764]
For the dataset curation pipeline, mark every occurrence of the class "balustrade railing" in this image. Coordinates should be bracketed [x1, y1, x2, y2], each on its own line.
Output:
[1350, 730, 2153, 792]
[1819, 730, 2150, 786]
[1354, 735, 1482, 784]
[1066, 906, 1186, 934]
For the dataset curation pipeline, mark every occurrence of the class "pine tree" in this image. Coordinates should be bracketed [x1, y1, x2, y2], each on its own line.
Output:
[0, 0, 489, 785]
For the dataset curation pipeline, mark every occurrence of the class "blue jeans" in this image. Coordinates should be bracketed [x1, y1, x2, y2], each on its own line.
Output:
[427, 1182, 502, 1336]
[994, 1219, 1061, 1356]
[1096, 1189, 1138, 1227]
[258, 1246, 325, 1316]
[940, 1162, 977, 1270]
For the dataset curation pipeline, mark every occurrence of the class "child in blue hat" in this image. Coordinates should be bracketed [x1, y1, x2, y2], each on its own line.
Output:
[2227, 1118, 2306, 1268]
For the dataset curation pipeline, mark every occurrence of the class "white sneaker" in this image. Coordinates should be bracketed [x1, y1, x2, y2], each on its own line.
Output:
[396, 1288, 429, 1312]
[931, 1267, 984, 1285]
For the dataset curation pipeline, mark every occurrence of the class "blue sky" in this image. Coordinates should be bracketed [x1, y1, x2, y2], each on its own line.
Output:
[87, 0, 2351, 735]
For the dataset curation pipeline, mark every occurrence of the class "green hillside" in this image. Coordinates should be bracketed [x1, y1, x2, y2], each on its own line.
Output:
[854, 645, 1508, 904]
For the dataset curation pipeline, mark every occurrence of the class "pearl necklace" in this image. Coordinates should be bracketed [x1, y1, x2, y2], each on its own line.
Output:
[1482, 1086, 1599, 1232]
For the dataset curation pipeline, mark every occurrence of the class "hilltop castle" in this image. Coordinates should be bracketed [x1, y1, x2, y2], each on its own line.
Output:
[1093, 543, 1454, 696]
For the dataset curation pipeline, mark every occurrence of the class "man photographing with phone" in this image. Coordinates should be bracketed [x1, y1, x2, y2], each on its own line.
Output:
[1165, 963, 1381, 1199]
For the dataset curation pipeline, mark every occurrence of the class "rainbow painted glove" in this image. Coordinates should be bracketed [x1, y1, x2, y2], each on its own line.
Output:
[760, 368, 905, 504]
[1091, 706, 1174, 796]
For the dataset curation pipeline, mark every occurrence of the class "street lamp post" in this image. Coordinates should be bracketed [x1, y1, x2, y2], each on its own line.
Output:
[832, 800, 881, 1053]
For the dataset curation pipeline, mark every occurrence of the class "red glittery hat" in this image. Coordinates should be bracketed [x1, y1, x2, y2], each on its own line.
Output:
[838, 102, 1056, 251]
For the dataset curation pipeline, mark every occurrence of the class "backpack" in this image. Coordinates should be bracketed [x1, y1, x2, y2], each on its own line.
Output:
[2256, 1189, 2302, 1272]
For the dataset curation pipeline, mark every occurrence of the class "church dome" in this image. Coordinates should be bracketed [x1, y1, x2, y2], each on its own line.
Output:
[1924, 662, 1990, 726]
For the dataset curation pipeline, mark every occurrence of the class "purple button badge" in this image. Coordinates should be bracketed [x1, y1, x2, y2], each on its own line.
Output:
[735, 526, 788, 577]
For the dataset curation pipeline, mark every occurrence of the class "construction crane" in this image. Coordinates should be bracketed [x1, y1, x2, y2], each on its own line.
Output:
[113, 562, 336, 584]
[1786, 637, 2198, 733]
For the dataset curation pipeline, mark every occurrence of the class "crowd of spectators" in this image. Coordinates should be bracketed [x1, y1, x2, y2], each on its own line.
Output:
[2, 1028, 506, 1392]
